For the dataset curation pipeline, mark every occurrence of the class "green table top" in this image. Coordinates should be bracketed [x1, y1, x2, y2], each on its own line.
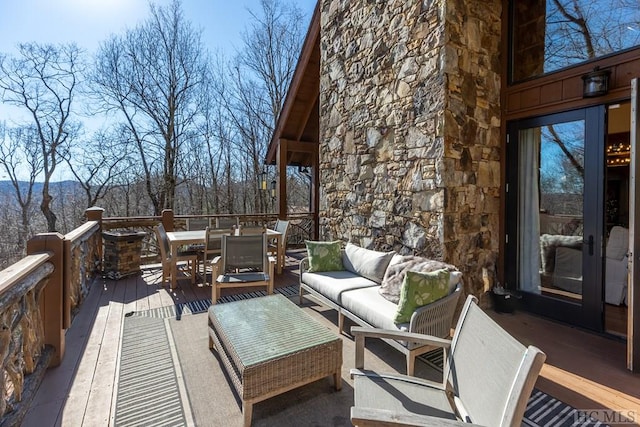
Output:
[208, 294, 339, 367]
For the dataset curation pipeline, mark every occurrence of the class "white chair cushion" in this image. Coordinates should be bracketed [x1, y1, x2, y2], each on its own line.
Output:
[607, 226, 628, 261]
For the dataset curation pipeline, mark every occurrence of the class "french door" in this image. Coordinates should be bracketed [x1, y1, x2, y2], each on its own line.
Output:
[505, 107, 606, 331]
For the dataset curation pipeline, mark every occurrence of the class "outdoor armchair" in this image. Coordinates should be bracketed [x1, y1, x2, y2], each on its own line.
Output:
[350, 295, 546, 427]
[210, 234, 275, 303]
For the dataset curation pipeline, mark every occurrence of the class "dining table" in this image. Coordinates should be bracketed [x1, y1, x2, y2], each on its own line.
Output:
[165, 228, 284, 289]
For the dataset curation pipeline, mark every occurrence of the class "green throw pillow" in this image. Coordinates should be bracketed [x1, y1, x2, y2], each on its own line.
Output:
[305, 240, 344, 272]
[394, 269, 450, 323]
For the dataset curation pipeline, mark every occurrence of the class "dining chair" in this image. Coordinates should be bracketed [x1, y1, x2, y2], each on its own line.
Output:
[155, 224, 198, 287]
[215, 216, 239, 230]
[201, 226, 229, 276]
[186, 217, 209, 230]
[268, 219, 289, 270]
[211, 234, 275, 303]
[238, 224, 267, 235]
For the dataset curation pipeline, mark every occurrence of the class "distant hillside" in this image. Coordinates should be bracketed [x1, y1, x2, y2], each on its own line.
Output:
[0, 180, 81, 196]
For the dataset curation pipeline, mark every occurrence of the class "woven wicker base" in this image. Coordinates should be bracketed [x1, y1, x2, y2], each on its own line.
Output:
[208, 295, 342, 427]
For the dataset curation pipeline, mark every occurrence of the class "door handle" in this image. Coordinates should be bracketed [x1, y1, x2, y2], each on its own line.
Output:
[586, 235, 594, 256]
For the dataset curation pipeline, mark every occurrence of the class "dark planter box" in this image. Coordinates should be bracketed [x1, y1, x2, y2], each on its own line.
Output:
[491, 288, 519, 314]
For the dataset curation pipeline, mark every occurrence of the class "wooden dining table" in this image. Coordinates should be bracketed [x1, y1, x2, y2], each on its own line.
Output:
[166, 229, 284, 289]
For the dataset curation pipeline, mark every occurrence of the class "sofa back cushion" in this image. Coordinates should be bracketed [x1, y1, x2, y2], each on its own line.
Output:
[305, 240, 344, 272]
[380, 255, 461, 304]
[342, 243, 395, 284]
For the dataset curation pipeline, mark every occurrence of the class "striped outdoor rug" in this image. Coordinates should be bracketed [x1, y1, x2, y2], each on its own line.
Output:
[114, 316, 188, 427]
[130, 284, 299, 319]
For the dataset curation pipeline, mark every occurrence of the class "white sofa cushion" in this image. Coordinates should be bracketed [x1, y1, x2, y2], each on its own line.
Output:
[340, 286, 409, 332]
[342, 243, 395, 284]
[552, 246, 583, 294]
[301, 270, 378, 305]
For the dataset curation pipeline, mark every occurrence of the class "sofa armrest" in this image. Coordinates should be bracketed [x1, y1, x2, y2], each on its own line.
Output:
[351, 326, 451, 370]
[409, 282, 462, 339]
[300, 256, 310, 275]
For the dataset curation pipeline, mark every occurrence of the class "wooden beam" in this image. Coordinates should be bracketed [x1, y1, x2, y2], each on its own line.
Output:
[294, 92, 320, 142]
[281, 139, 317, 151]
[277, 139, 288, 219]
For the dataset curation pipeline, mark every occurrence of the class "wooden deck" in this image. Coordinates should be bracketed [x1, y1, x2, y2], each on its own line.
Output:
[20, 251, 640, 426]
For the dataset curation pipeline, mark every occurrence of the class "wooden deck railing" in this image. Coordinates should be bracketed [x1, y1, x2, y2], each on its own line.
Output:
[0, 207, 315, 425]
[0, 208, 103, 425]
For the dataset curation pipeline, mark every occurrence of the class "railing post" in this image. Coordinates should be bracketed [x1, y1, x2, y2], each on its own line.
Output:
[162, 209, 174, 231]
[27, 233, 65, 367]
[85, 206, 104, 223]
[86, 206, 105, 273]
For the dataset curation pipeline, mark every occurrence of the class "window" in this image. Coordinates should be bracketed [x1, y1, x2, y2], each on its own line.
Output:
[511, 0, 640, 82]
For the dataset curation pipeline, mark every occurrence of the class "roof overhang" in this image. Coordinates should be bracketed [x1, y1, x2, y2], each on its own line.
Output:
[265, 3, 320, 167]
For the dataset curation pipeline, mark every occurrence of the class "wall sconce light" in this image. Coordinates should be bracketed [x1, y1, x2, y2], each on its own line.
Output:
[259, 170, 267, 190]
[270, 180, 277, 198]
[582, 67, 610, 98]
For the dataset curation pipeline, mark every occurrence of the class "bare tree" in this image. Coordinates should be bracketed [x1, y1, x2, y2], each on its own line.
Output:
[0, 123, 42, 251]
[217, 0, 305, 214]
[65, 127, 132, 209]
[91, 0, 208, 215]
[0, 42, 84, 232]
[546, 0, 640, 71]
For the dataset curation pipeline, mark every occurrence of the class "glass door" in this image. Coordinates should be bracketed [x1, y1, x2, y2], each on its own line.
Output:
[506, 107, 605, 331]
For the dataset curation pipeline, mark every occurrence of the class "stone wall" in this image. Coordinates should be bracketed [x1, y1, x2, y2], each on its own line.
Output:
[318, 0, 502, 297]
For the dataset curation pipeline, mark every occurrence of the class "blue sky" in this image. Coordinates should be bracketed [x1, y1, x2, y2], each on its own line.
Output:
[0, 0, 317, 181]
[0, 0, 317, 56]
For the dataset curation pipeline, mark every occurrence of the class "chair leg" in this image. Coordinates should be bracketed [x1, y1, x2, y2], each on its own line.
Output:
[211, 284, 218, 304]
[406, 353, 415, 377]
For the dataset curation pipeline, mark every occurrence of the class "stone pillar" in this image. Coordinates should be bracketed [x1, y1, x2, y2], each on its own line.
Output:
[102, 231, 147, 280]
[319, 0, 502, 297]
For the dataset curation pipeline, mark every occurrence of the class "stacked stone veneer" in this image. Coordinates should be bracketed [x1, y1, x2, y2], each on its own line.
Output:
[319, 0, 502, 296]
[103, 231, 146, 280]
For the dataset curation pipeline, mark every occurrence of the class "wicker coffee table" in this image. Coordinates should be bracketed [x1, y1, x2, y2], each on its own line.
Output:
[208, 294, 343, 426]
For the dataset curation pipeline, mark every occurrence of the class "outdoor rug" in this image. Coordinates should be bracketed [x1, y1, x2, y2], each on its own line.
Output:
[115, 286, 608, 427]
[113, 316, 191, 427]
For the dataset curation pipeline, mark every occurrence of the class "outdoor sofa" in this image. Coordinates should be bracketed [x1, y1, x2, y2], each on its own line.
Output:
[299, 242, 462, 375]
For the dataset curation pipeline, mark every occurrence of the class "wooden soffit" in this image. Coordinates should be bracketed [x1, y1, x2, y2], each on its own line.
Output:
[265, 3, 320, 167]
